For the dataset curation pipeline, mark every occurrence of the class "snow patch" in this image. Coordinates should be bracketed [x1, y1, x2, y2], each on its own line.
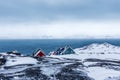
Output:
[5, 57, 38, 67]
[87, 67, 120, 80]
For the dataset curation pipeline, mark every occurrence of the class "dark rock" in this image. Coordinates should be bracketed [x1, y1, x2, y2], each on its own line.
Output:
[0, 74, 10, 80]
[24, 67, 50, 80]
[55, 62, 94, 80]
[0, 58, 6, 66]
[7, 52, 21, 56]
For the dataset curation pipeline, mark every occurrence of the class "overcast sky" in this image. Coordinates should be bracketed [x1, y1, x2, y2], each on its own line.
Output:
[0, 0, 120, 39]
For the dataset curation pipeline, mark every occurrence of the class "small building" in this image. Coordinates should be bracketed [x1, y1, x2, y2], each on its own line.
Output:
[7, 50, 21, 56]
[33, 49, 46, 57]
[51, 46, 75, 55]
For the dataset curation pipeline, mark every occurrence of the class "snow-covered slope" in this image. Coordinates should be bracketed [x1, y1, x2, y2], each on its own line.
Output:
[5, 57, 38, 67]
[51, 43, 120, 60]
[74, 43, 120, 54]
[1, 43, 120, 80]
[0, 53, 38, 67]
[49, 43, 120, 80]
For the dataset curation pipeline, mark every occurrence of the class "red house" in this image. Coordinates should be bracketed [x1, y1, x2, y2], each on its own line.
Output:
[33, 49, 46, 57]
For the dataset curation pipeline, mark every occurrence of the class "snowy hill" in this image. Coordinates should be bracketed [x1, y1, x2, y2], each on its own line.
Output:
[74, 43, 120, 54]
[1, 43, 120, 80]
[51, 43, 120, 60]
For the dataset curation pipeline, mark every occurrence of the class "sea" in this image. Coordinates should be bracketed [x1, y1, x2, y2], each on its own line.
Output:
[0, 39, 120, 55]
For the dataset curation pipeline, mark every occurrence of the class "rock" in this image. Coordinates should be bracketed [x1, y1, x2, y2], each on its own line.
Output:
[55, 62, 94, 80]
[0, 58, 6, 66]
[0, 74, 10, 80]
[24, 67, 50, 80]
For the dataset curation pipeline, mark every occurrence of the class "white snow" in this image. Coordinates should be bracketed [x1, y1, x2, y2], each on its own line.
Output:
[74, 43, 120, 54]
[51, 54, 120, 80]
[5, 57, 38, 66]
[0, 67, 27, 74]
[50, 53, 120, 61]
[0, 43, 120, 80]
[87, 67, 120, 80]
[50, 43, 120, 80]
[50, 43, 120, 61]
[14, 76, 20, 79]
[41, 66, 61, 76]
[83, 62, 98, 67]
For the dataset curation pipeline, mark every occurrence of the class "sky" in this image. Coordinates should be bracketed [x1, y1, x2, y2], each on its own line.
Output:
[0, 0, 120, 39]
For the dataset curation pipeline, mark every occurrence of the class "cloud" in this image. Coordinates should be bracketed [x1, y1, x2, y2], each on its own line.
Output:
[0, 0, 120, 39]
[0, 0, 120, 22]
[0, 20, 120, 39]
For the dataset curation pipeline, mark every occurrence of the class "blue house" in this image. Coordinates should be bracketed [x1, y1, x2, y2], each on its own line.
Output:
[51, 46, 75, 55]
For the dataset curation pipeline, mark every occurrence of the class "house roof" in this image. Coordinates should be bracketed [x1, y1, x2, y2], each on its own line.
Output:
[33, 49, 45, 57]
[54, 46, 75, 55]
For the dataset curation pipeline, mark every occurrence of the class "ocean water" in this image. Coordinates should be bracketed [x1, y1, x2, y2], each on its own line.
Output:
[0, 39, 120, 55]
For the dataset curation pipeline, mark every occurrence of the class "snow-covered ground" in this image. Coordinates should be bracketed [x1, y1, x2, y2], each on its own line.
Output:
[51, 43, 120, 60]
[87, 67, 120, 80]
[50, 43, 120, 80]
[5, 57, 38, 67]
[0, 43, 120, 80]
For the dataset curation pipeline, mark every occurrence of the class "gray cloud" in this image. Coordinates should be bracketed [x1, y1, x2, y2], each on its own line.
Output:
[0, 0, 120, 39]
[0, 0, 120, 23]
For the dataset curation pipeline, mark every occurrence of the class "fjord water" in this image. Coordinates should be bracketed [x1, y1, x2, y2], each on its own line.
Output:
[0, 39, 120, 55]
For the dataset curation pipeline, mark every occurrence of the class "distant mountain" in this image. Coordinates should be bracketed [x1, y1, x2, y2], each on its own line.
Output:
[74, 43, 120, 54]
